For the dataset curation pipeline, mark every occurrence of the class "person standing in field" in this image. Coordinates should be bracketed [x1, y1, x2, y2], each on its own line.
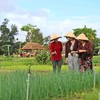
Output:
[64, 31, 80, 71]
[76, 33, 93, 71]
[49, 33, 63, 72]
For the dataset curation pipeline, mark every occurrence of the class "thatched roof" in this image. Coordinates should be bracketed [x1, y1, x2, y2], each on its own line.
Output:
[21, 42, 45, 50]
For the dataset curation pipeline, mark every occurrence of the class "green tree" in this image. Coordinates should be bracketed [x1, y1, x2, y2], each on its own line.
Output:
[93, 37, 100, 55]
[43, 36, 50, 50]
[73, 25, 99, 55]
[0, 18, 18, 45]
[21, 24, 36, 42]
[0, 18, 18, 55]
[31, 28, 43, 44]
[73, 25, 97, 41]
[10, 24, 18, 43]
[21, 24, 43, 44]
[43, 36, 50, 45]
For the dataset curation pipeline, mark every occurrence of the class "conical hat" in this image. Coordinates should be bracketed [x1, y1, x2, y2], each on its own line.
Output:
[50, 33, 61, 41]
[76, 33, 89, 41]
[64, 32, 76, 38]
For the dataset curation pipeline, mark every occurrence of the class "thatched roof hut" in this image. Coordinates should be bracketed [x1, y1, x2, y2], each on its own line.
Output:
[21, 42, 45, 50]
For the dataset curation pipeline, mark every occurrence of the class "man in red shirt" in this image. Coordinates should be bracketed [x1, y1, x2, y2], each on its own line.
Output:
[50, 33, 63, 72]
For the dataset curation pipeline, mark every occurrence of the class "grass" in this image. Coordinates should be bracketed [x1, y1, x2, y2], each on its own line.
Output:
[82, 89, 100, 100]
[0, 56, 100, 100]
[0, 56, 100, 71]
[67, 88, 100, 100]
[92, 56, 100, 65]
[0, 70, 100, 100]
[0, 64, 68, 71]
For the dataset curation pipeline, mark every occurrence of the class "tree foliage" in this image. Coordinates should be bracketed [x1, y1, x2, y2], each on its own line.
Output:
[0, 18, 18, 55]
[0, 18, 18, 45]
[43, 36, 50, 50]
[73, 25, 100, 55]
[93, 37, 100, 55]
[73, 25, 97, 41]
[43, 36, 50, 45]
[21, 24, 43, 44]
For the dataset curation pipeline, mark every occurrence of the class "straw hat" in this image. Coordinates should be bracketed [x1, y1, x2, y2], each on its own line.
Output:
[50, 33, 61, 41]
[64, 31, 76, 38]
[76, 33, 89, 41]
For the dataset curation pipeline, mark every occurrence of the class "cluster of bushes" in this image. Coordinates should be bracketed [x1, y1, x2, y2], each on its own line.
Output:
[35, 50, 51, 65]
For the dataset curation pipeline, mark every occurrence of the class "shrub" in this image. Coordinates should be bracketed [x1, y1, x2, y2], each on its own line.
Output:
[36, 50, 51, 64]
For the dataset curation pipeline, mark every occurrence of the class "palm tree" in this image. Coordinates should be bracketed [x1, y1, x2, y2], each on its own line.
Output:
[21, 24, 36, 42]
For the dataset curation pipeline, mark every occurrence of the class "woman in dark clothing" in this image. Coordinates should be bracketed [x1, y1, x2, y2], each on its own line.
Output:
[76, 33, 93, 71]
[64, 32, 80, 71]
[50, 33, 63, 72]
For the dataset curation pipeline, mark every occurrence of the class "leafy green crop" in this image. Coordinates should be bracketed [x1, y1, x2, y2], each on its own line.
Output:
[0, 71, 100, 100]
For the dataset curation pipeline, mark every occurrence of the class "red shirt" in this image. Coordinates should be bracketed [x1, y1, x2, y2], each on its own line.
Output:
[50, 41, 62, 60]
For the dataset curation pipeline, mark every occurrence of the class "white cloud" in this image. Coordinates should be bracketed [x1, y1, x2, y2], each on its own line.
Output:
[40, 8, 54, 17]
[71, 15, 100, 21]
[0, 0, 15, 13]
[1, 5, 100, 42]
[41, 8, 51, 14]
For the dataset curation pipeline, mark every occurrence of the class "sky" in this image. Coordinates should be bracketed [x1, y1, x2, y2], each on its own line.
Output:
[0, 0, 100, 42]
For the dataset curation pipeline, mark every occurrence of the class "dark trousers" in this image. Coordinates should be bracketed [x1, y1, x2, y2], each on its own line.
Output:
[51, 59, 63, 72]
